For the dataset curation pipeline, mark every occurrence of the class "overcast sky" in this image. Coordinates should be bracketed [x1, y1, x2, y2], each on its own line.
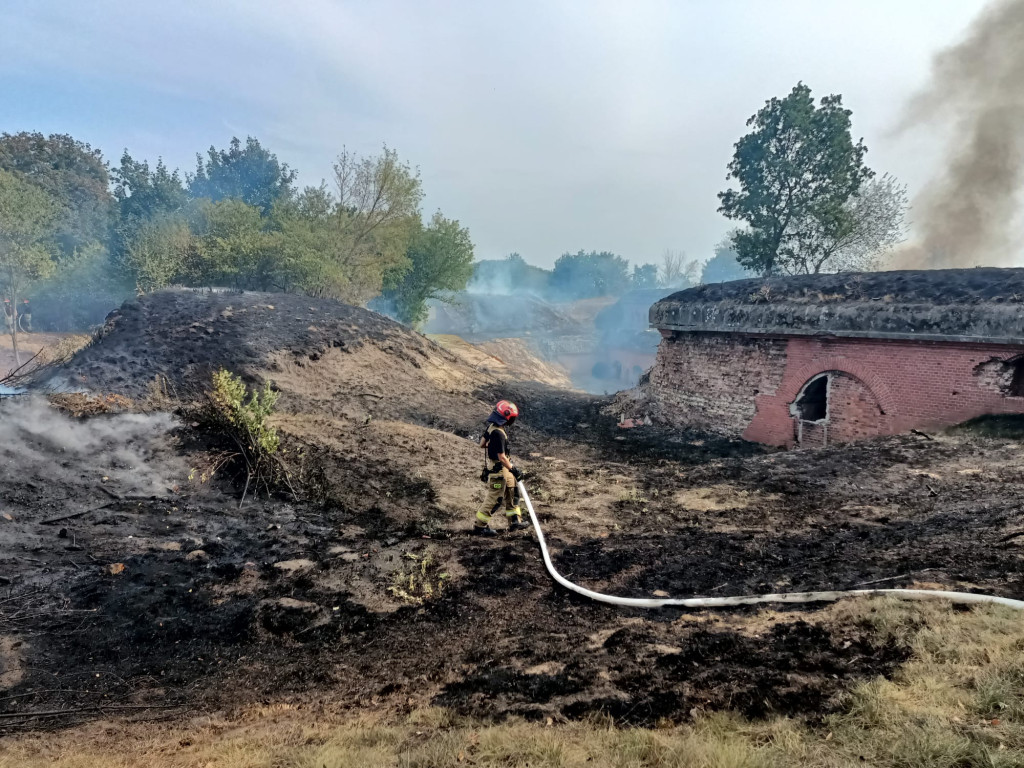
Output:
[1, 0, 986, 268]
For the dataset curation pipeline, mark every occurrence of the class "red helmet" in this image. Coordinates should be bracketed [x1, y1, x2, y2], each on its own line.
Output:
[495, 400, 519, 420]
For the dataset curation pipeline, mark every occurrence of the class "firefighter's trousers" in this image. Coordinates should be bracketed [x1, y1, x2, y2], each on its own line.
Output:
[475, 466, 522, 528]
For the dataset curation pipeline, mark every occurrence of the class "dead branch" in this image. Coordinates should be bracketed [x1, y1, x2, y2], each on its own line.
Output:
[40, 502, 115, 526]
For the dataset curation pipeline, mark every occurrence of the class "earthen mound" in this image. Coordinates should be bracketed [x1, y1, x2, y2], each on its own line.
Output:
[48, 288, 479, 405]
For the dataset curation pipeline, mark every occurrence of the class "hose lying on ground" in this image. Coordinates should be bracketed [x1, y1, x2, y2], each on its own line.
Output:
[516, 481, 1024, 611]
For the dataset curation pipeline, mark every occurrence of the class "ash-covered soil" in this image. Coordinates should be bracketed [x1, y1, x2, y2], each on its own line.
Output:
[3, 289, 1024, 733]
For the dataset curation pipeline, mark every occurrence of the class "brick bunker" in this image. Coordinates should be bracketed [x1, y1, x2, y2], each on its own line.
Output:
[645, 268, 1024, 447]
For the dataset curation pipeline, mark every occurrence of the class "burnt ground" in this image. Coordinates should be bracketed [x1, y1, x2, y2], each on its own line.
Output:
[2, 289, 1024, 734]
[669, 266, 1024, 306]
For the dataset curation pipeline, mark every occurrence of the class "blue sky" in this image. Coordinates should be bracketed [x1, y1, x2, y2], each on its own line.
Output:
[1, 0, 986, 268]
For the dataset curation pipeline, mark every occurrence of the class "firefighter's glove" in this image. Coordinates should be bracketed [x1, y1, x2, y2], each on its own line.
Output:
[510, 466, 524, 482]
[479, 468, 490, 483]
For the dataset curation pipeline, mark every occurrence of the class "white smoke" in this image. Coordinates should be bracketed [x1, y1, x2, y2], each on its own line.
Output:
[0, 397, 184, 498]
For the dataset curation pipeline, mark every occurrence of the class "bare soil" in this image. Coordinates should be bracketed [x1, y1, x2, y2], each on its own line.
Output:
[0, 332, 69, 378]
[3, 289, 1024, 735]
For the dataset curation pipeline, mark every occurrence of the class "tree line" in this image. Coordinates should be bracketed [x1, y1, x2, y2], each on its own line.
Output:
[0, 134, 475, 336]
[1, 81, 905, 350]
[469, 244, 749, 301]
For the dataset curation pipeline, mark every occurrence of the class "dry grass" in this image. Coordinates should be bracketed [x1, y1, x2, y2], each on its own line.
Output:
[2, 598, 1022, 768]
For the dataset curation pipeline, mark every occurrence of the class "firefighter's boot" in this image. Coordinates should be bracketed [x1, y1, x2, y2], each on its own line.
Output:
[474, 511, 498, 536]
[506, 506, 529, 531]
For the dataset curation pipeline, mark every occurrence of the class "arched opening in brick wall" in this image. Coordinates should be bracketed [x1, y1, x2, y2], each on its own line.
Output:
[789, 371, 884, 448]
[1008, 357, 1024, 397]
[795, 375, 828, 422]
[791, 374, 831, 446]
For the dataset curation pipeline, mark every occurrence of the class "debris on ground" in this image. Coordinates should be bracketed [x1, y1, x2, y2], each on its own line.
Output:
[2, 288, 1023, 733]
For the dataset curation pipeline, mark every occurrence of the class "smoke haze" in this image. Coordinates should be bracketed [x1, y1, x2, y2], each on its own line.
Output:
[0, 397, 184, 498]
[895, 0, 1024, 268]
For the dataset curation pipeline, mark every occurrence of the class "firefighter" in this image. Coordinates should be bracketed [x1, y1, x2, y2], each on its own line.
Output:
[474, 400, 529, 536]
[19, 299, 31, 332]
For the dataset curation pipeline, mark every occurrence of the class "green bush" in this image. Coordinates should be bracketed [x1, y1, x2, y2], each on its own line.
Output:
[207, 369, 283, 501]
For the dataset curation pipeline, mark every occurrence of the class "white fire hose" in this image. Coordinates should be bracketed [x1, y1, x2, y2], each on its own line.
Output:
[517, 481, 1024, 611]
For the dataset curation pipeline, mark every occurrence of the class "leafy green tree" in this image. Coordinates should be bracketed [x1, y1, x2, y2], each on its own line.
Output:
[190, 200, 282, 290]
[382, 212, 475, 326]
[0, 133, 126, 330]
[718, 83, 873, 276]
[121, 214, 193, 292]
[271, 204, 346, 296]
[550, 250, 631, 300]
[189, 137, 296, 214]
[631, 263, 659, 289]
[324, 146, 422, 303]
[0, 132, 114, 258]
[701, 238, 752, 284]
[111, 152, 189, 283]
[112, 152, 188, 223]
[0, 170, 58, 364]
[292, 183, 335, 221]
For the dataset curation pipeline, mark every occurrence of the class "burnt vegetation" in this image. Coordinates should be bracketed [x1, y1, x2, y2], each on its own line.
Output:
[1, 287, 1024, 738]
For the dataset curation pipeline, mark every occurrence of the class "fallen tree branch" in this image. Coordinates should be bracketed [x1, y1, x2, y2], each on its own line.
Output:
[40, 503, 115, 526]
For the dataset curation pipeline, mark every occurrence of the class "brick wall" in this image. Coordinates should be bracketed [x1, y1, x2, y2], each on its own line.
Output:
[648, 332, 788, 435]
[650, 331, 1024, 446]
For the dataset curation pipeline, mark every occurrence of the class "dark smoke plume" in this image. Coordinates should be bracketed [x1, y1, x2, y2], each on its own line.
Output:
[895, 0, 1024, 268]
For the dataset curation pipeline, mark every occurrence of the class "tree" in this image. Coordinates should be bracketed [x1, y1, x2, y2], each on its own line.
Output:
[112, 152, 188, 223]
[111, 152, 188, 281]
[550, 251, 631, 300]
[0, 132, 113, 258]
[0, 170, 57, 365]
[188, 137, 297, 214]
[660, 249, 701, 288]
[324, 146, 423, 303]
[0, 134, 124, 330]
[718, 83, 873, 276]
[632, 263, 659, 289]
[824, 173, 908, 272]
[701, 238, 753, 283]
[121, 214, 193, 292]
[190, 200, 281, 290]
[382, 211, 475, 326]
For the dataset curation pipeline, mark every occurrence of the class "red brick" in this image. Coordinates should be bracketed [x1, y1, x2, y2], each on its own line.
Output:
[649, 332, 1024, 447]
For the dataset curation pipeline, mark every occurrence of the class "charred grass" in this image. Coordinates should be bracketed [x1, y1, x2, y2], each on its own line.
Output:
[2, 598, 1022, 768]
